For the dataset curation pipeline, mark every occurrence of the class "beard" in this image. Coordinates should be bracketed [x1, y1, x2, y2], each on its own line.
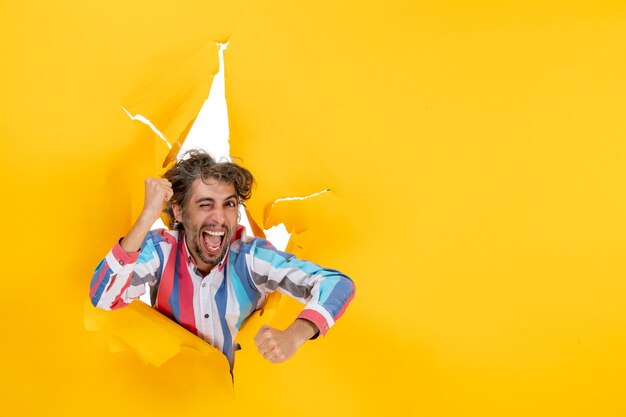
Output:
[190, 231, 229, 267]
[181, 215, 234, 271]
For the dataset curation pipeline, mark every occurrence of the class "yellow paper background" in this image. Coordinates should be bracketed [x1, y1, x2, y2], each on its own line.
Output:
[2, 1, 626, 416]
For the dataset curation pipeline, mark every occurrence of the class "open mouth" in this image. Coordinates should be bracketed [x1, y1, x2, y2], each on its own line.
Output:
[202, 229, 226, 255]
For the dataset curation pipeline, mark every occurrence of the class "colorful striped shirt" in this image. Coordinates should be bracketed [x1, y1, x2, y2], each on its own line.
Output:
[90, 226, 355, 368]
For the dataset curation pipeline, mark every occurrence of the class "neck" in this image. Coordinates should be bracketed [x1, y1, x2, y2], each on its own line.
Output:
[195, 261, 215, 276]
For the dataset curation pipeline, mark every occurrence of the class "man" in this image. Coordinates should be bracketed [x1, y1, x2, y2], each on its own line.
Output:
[90, 150, 355, 370]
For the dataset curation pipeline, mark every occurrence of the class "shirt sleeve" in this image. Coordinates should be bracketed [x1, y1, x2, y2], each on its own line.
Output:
[245, 238, 356, 336]
[89, 230, 164, 310]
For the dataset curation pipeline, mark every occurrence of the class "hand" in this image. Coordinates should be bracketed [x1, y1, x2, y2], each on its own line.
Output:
[120, 178, 173, 253]
[141, 178, 173, 222]
[254, 320, 317, 363]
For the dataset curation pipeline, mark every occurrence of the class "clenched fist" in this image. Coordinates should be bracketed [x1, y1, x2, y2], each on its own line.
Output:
[120, 177, 173, 253]
[141, 177, 173, 223]
[254, 319, 318, 363]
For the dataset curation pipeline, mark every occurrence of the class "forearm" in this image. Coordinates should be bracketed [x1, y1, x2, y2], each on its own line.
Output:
[121, 177, 172, 252]
[286, 318, 318, 344]
[121, 211, 158, 252]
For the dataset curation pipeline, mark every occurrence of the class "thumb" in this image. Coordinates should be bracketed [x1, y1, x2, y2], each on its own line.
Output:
[254, 325, 270, 344]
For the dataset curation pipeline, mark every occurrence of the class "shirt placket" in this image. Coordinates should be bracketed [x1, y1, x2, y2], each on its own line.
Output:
[201, 266, 227, 348]
[198, 270, 212, 345]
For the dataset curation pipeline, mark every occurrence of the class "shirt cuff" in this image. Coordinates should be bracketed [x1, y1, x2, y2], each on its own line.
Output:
[111, 240, 140, 266]
[297, 309, 330, 337]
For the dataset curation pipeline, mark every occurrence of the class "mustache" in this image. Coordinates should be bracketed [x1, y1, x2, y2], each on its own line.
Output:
[199, 223, 230, 230]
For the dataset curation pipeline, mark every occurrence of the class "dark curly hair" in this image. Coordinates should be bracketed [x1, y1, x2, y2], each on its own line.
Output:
[163, 150, 254, 230]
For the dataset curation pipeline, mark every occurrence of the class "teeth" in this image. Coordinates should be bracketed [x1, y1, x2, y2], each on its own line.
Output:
[204, 230, 225, 236]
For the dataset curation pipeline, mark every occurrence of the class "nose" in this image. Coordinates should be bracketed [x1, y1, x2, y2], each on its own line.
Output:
[210, 204, 226, 225]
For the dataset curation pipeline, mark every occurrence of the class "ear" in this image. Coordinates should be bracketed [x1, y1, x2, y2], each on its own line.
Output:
[173, 204, 183, 223]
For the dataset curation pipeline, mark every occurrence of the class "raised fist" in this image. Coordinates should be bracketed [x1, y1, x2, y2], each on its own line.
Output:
[142, 177, 173, 222]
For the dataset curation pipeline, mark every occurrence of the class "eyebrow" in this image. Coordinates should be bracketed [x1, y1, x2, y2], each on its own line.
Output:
[194, 194, 238, 204]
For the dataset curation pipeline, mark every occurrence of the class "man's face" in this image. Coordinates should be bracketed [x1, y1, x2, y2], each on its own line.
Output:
[174, 178, 239, 274]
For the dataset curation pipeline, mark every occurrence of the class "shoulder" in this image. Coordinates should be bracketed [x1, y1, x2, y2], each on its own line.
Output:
[229, 226, 274, 253]
[238, 236, 276, 255]
[146, 228, 179, 246]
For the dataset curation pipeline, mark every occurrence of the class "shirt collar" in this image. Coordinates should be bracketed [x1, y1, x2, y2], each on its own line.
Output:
[217, 225, 246, 271]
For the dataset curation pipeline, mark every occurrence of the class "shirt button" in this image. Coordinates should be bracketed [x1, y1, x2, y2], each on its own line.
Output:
[204, 314, 209, 319]
[202, 283, 206, 288]
[118, 260, 125, 266]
